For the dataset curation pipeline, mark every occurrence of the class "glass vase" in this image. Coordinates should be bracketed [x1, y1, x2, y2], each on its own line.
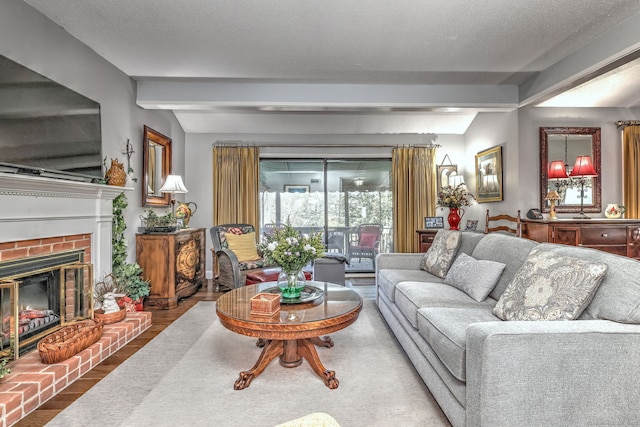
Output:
[277, 269, 306, 299]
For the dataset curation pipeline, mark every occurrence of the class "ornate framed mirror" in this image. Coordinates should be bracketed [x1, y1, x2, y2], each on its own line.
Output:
[539, 127, 601, 214]
[142, 126, 172, 207]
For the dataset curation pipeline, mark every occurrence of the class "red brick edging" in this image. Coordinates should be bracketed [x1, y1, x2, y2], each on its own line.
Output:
[0, 312, 152, 427]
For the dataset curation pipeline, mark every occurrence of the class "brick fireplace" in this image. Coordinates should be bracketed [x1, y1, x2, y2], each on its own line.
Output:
[0, 173, 146, 426]
[0, 241, 93, 358]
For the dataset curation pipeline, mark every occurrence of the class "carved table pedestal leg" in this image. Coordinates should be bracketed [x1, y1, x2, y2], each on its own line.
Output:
[234, 339, 282, 390]
[235, 336, 339, 390]
[297, 338, 339, 389]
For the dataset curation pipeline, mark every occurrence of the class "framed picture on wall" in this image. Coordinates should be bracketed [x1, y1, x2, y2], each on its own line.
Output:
[475, 146, 503, 203]
[465, 219, 479, 231]
[437, 164, 458, 193]
[284, 185, 310, 193]
[424, 216, 444, 229]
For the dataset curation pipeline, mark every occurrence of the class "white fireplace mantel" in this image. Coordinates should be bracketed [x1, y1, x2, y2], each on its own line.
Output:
[0, 173, 133, 277]
[0, 173, 130, 199]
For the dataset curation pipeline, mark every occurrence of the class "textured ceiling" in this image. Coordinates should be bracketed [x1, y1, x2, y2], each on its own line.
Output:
[22, 0, 640, 133]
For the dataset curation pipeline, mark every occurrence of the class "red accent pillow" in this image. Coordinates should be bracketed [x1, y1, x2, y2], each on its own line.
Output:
[358, 232, 378, 247]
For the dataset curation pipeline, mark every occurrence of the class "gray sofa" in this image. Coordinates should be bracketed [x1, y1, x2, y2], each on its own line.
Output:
[375, 231, 640, 427]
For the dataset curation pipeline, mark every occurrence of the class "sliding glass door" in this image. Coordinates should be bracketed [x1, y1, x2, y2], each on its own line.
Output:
[259, 159, 392, 273]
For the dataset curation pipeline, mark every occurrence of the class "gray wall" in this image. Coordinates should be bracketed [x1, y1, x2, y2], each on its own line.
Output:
[463, 110, 519, 227]
[0, 0, 185, 267]
[465, 106, 639, 231]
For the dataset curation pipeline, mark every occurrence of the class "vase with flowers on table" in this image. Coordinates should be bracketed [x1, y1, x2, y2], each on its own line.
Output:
[259, 223, 325, 299]
[436, 183, 476, 230]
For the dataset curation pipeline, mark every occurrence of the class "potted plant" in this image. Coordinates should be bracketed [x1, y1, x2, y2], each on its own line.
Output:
[112, 262, 150, 311]
[140, 209, 177, 232]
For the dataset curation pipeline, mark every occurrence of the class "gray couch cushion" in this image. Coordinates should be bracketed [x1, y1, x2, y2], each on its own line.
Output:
[395, 281, 496, 328]
[493, 247, 608, 321]
[537, 243, 640, 323]
[417, 306, 500, 382]
[420, 230, 462, 278]
[471, 233, 538, 300]
[458, 231, 485, 257]
[444, 253, 506, 302]
[377, 268, 443, 302]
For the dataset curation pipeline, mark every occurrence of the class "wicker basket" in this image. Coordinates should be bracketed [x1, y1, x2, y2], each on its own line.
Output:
[38, 319, 104, 364]
[105, 158, 127, 186]
[250, 293, 281, 316]
[93, 308, 126, 325]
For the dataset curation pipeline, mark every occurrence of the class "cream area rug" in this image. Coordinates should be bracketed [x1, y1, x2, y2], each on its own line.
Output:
[46, 299, 451, 427]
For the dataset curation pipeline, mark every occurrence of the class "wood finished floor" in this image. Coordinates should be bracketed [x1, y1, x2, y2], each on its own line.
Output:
[15, 281, 222, 427]
[16, 279, 375, 426]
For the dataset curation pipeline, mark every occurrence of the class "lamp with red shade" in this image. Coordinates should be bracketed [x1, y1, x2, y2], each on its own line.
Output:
[547, 159, 568, 193]
[548, 160, 568, 180]
[568, 155, 598, 219]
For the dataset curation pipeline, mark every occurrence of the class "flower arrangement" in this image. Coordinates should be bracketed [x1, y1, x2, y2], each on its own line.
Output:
[259, 223, 325, 273]
[437, 183, 476, 209]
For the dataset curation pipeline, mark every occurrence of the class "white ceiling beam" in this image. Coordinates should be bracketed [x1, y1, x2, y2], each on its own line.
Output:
[174, 111, 479, 134]
[136, 81, 518, 110]
[519, 11, 640, 107]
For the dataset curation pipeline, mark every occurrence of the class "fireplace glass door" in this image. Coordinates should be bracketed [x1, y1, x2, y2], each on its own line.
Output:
[0, 259, 93, 359]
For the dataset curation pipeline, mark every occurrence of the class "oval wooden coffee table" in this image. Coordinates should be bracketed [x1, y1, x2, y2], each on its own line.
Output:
[216, 281, 363, 390]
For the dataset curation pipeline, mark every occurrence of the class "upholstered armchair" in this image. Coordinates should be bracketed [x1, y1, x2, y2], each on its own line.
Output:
[210, 224, 270, 291]
[347, 223, 383, 268]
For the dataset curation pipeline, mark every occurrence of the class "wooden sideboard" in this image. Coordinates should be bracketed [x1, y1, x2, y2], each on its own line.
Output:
[521, 218, 640, 260]
[136, 228, 206, 309]
[416, 229, 439, 252]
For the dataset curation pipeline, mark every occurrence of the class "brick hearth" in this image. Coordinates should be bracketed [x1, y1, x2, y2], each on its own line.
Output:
[0, 312, 152, 427]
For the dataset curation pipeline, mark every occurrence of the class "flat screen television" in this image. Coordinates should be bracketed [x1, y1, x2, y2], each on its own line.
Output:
[0, 54, 102, 182]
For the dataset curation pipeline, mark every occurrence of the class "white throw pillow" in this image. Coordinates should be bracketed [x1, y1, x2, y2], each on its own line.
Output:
[444, 253, 506, 302]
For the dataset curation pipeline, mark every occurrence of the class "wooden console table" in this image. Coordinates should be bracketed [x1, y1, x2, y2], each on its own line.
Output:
[135, 228, 206, 309]
[521, 218, 640, 260]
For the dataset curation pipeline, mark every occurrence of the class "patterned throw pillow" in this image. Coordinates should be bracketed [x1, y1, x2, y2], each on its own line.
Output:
[444, 253, 506, 302]
[493, 248, 608, 321]
[420, 230, 462, 278]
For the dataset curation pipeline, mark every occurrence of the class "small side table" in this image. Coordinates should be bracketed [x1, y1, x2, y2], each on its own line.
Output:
[135, 228, 206, 309]
[416, 229, 439, 252]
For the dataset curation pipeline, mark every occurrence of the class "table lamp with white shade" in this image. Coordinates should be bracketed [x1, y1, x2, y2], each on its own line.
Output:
[159, 174, 188, 218]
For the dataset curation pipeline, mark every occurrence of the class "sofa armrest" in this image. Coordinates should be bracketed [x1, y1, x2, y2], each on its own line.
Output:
[375, 252, 424, 273]
[466, 320, 640, 426]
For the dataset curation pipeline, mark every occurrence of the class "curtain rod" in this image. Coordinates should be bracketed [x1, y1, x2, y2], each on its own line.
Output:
[213, 142, 441, 148]
[616, 120, 640, 129]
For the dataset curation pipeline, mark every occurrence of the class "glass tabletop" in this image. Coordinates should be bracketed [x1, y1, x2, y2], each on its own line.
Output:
[216, 281, 362, 325]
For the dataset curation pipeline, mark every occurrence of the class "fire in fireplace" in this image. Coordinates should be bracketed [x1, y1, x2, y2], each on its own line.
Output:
[0, 250, 93, 358]
[16, 271, 61, 341]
